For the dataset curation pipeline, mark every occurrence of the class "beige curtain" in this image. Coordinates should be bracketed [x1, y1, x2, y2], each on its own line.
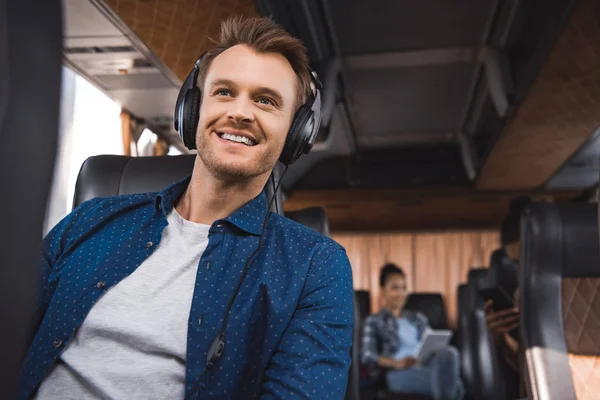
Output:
[332, 230, 499, 328]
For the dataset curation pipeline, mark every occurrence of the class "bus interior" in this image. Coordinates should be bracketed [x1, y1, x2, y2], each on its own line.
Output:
[2, 0, 600, 399]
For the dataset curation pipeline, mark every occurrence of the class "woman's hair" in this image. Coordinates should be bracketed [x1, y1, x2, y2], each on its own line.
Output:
[379, 263, 405, 288]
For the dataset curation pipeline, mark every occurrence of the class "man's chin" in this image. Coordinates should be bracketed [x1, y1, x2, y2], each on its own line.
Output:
[208, 161, 266, 181]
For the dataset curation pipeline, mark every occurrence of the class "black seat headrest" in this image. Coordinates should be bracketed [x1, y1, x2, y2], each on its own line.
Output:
[285, 207, 330, 236]
[73, 155, 283, 214]
[466, 268, 489, 310]
[354, 290, 371, 324]
[404, 293, 448, 330]
[487, 249, 518, 297]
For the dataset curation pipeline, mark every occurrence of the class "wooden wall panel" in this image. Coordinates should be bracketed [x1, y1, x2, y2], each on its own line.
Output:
[334, 230, 499, 328]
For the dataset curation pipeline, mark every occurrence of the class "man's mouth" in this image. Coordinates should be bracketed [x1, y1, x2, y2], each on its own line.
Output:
[217, 132, 257, 146]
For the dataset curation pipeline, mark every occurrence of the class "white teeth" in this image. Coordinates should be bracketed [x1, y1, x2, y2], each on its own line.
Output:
[219, 132, 256, 146]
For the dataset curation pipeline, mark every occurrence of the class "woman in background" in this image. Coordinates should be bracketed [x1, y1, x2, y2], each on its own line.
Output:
[360, 263, 465, 400]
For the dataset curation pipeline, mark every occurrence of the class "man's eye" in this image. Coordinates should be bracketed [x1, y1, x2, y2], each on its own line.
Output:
[257, 97, 275, 106]
[215, 89, 231, 96]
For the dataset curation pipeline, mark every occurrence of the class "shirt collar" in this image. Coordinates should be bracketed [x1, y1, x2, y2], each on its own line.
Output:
[155, 175, 268, 236]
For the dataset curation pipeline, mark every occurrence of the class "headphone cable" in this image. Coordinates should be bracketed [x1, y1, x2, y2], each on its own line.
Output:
[184, 167, 288, 399]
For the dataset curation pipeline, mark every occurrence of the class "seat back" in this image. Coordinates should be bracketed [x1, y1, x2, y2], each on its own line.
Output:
[457, 284, 472, 377]
[286, 207, 330, 236]
[521, 203, 600, 400]
[73, 155, 284, 214]
[488, 248, 518, 297]
[466, 268, 489, 310]
[347, 290, 372, 399]
[0, 1, 62, 397]
[461, 268, 504, 400]
[404, 293, 448, 329]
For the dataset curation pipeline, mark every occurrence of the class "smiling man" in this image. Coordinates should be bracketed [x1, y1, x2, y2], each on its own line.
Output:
[19, 16, 353, 400]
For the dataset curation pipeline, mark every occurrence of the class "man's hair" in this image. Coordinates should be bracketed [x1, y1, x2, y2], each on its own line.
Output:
[197, 16, 312, 110]
[379, 263, 406, 288]
[500, 195, 532, 246]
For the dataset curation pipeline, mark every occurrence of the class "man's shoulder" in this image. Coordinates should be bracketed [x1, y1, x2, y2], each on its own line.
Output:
[48, 193, 156, 238]
[75, 192, 155, 214]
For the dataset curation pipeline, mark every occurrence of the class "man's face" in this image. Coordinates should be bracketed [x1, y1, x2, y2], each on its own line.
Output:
[195, 44, 297, 181]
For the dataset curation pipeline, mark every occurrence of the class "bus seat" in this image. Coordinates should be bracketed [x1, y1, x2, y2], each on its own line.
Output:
[404, 293, 448, 330]
[354, 290, 372, 322]
[461, 268, 505, 400]
[456, 284, 472, 384]
[286, 207, 330, 236]
[520, 203, 600, 400]
[0, 0, 63, 397]
[487, 249, 518, 299]
[73, 154, 285, 214]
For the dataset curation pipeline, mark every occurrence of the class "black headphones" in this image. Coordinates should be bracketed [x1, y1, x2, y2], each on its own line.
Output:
[174, 54, 323, 166]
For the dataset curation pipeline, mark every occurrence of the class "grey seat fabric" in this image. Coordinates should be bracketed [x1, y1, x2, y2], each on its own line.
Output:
[0, 1, 63, 397]
[520, 203, 600, 400]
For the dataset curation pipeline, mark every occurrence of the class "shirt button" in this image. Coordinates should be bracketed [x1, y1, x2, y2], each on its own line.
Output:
[146, 241, 153, 249]
[206, 262, 211, 271]
[52, 339, 63, 349]
[96, 281, 106, 290]
[197, 316, 203, 325]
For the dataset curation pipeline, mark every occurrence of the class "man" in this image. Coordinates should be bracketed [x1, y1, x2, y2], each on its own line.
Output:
[484, 196, 531, 398]
[19, 16, 353, 400]
[361, 264, 464, 400]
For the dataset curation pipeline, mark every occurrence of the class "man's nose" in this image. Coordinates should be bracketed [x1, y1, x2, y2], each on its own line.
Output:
[227, 97, 254, 123]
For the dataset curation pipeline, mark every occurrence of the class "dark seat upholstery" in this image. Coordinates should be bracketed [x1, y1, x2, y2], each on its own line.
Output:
[461, 268, 504, 400]
[487, 249, 518, 299]
[456, 284, 471, 380]
[74, 155, 288, 213]
[0, 1, 63, 396]
[347, 290, 371, 400]
[286, 207, 330, 236]
[404, 293, 448, 330]
[520, 203, 600, 400]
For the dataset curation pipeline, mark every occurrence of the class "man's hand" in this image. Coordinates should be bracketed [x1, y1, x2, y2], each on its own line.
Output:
[484, 300, 520, 342]
[393, 357, 417, 370]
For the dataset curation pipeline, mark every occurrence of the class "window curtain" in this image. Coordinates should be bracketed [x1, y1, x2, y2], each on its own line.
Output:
[332, 230, 499, 328]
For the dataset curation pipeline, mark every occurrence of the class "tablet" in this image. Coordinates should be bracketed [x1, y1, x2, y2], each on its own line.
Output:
[416, 328, 453, 364]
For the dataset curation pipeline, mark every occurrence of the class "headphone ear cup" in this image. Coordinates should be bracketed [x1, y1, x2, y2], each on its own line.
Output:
[181, 88, 200, 150]
[280, 105, 312, 165]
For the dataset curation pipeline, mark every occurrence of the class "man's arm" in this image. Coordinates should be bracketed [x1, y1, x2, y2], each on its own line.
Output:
[260, 247, 354, 399]
[35, 199, 101, 326]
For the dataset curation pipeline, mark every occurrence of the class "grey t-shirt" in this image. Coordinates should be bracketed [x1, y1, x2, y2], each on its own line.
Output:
[35, 209, 210, 399]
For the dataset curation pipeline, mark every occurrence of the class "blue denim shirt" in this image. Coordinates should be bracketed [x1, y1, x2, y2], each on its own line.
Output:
[19, 176, 354, 399]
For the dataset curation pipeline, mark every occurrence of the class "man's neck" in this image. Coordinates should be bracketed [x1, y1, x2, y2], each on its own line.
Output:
[175, 157, 270, 225]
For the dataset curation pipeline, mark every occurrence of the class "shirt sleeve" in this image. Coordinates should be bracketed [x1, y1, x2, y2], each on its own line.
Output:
[360, 315, 379, 365]
[36, 198, 101, 323]
[260, 247, 354, 400]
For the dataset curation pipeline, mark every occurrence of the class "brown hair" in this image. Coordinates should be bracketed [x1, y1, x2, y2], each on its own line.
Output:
[197, 16, 312, 110]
